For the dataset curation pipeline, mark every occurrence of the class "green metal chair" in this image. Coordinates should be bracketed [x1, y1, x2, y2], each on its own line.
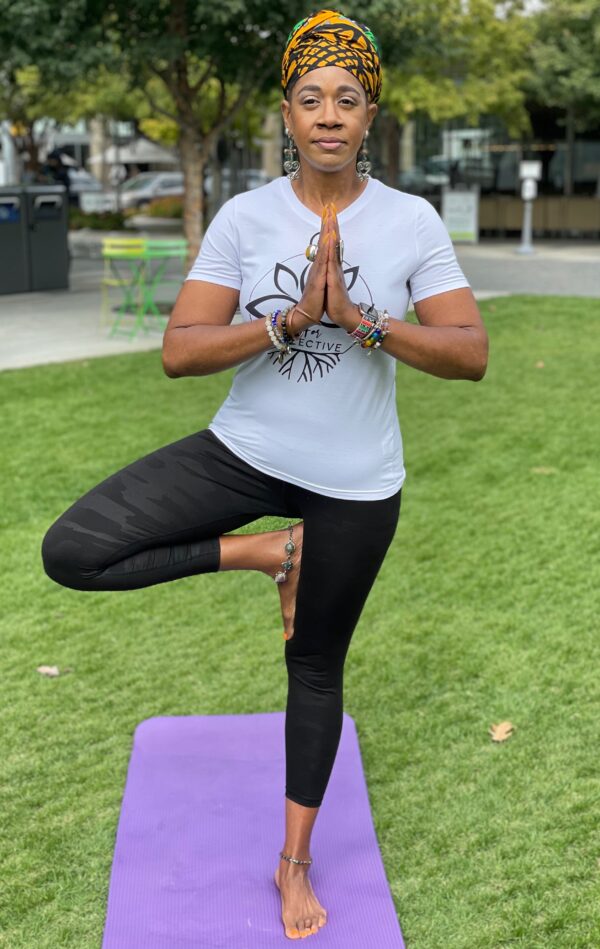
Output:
[101, 236, 189, 339]
[101, 237, 146, 337]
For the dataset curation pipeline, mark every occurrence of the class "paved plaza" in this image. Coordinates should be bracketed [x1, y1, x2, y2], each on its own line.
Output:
[0, 233, 598, 372]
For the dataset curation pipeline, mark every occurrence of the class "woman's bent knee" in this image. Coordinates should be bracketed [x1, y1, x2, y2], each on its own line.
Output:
[41, 521, 98, 591]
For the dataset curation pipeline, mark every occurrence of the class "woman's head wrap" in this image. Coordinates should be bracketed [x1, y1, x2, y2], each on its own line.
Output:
[281, 9, 382, 104]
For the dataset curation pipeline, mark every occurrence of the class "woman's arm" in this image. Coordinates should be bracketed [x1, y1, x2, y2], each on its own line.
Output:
[337, 287, 488, 381]
[375, 287, 489, 381]
[325, 205, 488, 382]
[162, 280, 276, 378]
[164, 208, 330, 378]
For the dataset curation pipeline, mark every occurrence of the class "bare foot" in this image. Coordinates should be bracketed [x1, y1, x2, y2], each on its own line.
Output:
[270, 521, 304, 641]
[274, 860, 327, 939]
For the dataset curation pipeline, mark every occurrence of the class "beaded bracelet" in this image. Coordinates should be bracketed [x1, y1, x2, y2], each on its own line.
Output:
[348, 304, 376, 342]
[347, 303, 390, 353]
[362, 311, 390, 355]
[280, 307, 294, 345]
[265, 312, 287, 360]
[273, 306, 296, 346]
[265, 306, 296, 363]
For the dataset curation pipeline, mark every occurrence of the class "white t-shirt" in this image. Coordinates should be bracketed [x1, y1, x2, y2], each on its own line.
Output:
[185, 175, 470, 500]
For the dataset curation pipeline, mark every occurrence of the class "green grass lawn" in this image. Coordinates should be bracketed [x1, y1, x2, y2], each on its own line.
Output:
[1, 295, 599, 948]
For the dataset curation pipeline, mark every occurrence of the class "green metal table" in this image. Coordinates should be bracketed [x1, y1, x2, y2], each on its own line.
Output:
[101, 237, 189, 339]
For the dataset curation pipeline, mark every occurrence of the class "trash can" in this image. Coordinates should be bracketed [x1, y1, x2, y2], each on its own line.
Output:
[0, 187, 30, 294]
[0, 185, 69, 295]
[25, 185, 69, 291]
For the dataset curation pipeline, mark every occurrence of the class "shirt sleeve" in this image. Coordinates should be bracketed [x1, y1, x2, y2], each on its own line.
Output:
[408, 197, 471, 304]
[185, 196, 241, 290]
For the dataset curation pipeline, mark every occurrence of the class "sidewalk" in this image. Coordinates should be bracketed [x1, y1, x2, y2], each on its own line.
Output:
[0, 232, 598, 372]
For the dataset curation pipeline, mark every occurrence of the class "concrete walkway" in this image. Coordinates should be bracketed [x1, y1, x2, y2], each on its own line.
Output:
[0, 231, 597, 372]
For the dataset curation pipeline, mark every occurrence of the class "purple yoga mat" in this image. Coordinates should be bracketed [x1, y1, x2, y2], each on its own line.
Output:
[102, 712, 405, 947]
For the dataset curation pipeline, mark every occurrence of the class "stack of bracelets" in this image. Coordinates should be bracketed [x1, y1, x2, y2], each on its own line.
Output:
[347, 302, 390, 354]
[264, 301, 390, 363]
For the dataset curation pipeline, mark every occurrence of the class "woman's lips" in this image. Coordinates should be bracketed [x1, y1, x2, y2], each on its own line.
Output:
[315, 140, 344, 150]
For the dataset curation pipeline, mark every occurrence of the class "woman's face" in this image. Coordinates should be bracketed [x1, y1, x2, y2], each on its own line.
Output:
[281, 65, 377, 176]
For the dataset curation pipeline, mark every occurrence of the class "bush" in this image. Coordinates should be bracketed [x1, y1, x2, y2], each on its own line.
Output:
[69, 208, 126, 230]
[144, 195, 184, 218]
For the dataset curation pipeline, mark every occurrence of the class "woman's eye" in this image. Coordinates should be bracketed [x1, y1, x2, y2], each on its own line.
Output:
[301, 97, 357, 106]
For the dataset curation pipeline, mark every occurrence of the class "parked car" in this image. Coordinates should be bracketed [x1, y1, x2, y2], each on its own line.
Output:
[204, 168, 271, 203]
[118, 168, 271, 210]
[55, 167, 116, 210]
[424, 155, 495, 189]
[118, 172, 185, 209]
[68, 167, 104, 195]
[397, 166, 441, 194]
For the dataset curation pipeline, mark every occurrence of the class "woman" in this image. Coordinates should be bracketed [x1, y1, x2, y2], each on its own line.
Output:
[41, 8, 488, 941]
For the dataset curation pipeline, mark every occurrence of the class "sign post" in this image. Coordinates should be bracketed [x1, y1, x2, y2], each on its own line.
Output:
[516, 160, 542, 255]
[441, 185, 479, 243]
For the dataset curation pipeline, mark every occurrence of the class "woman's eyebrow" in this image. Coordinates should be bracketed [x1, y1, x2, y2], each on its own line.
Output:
[297, 83, 360, 94]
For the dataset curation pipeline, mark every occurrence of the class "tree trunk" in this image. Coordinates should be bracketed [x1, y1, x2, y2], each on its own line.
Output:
[24, 122, 40, 174]
[89, 115, 110, 188]
[564, 105, 575, 197]
[207, 138, 222, 226]
[385, 112, 400, 189]
[180, 127, 206, 270]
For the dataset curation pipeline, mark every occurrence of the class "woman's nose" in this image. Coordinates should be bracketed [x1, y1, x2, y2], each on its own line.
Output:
[317, 99, 342, 126]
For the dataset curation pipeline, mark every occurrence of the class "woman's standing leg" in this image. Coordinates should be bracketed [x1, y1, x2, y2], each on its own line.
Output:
[274, 485, 402, 937]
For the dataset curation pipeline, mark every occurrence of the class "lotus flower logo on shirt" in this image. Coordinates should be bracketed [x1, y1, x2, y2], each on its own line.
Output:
[246, 236, 373, 383]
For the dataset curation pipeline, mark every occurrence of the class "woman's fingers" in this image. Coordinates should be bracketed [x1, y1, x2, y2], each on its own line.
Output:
[317, 208, 331, 267]
[330, 203, 341, 242]
[319, 203, 330, 243]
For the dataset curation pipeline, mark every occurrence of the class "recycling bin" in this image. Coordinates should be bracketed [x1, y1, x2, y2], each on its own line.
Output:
[0, 188, 30, 294]
[25, 185, 69, 291]
[0, 185, 69, 295]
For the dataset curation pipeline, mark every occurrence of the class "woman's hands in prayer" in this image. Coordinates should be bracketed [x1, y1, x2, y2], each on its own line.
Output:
[323, 203, 359, 331]
[292, 204, 330, 333]
[293, 203, 359, 334]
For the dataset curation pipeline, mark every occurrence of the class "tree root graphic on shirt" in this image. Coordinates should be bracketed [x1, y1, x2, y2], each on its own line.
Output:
[267, 348, 341, 381]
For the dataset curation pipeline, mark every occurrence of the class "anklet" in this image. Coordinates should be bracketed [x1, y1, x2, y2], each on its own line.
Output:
[280, 850, 312, 865]
[274, 523, 296, 584]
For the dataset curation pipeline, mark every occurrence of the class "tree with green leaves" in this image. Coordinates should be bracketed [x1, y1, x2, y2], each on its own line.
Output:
[526, 0, 600, 195]
[75, 0, 300, 258]
[352, 0, 534, 183]
[2, 0, 540, 254]
[0, 0, 299, 258]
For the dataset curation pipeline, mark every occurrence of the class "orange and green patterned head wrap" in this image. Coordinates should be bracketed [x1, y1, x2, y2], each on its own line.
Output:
[282, 9, 382, 104]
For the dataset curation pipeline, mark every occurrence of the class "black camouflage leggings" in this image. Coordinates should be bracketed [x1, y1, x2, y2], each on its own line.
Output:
[41, 428, 401, 808]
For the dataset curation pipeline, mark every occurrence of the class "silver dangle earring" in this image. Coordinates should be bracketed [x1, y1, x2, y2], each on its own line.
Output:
[356, 128, 371, 181]
[284, 128, 300, 180]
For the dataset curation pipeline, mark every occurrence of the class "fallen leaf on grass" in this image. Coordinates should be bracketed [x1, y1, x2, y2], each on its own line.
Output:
[36, 665, 73, 677]
[535, 360, 545, 368]
[531, 466, 558, 475]
[489, 721, 515, 742]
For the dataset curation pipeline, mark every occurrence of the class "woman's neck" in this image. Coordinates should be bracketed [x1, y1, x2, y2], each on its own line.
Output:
[290, 162, 368, 216]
